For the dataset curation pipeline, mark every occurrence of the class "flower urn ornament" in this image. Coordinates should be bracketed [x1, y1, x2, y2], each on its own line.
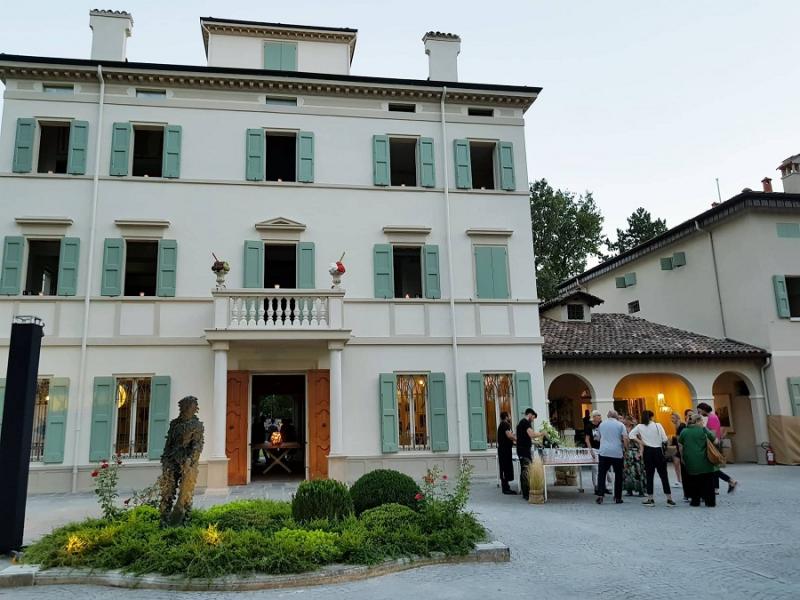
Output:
[211, 253, 230, 289]
[329, 252, 346, 289]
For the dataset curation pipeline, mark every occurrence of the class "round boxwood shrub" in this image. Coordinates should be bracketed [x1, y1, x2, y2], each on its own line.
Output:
[359, 503, 426, 557]
[350, 469, 420, 515]
[291, 479, 353, 523]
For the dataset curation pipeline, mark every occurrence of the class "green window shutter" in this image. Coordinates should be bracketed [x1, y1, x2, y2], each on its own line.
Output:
[156, 239, 178, 297]
[162, 125, 182, 179]
[660, 257, 673, 270]
[466, 372, 487, 450]
[100, 238, 124, 297]
[423, 244, 441, 299]
[148, 376, 171, 460]
[281, 42, 298, 71]
[264, 42, 283, 69]
[624, 272, 637, 287]
[109, 122, 131, 176]
[672, 251, 686, 267]
[0, 236, 24, 295]
[428, 372, 448, 452]
[491, 246, 510, 299]
[12, 118, 35, 173]
[57, 237, 80, 296]
[498, 141, 515, 191]
[514, 372, 533, 422]
[419, 137, 436, 188]
[297, 131, 314, 183]
[615, 276, 627, 288]
[373, 244, 394, 298]
[66, 120, 89, 175]
[453, 139, 472, 189]
[773, 275, 790, 318]
[0, 379, 5, 439]
[245, 129, 265, 181]
[89, 377, 114, 461]
[379, 373, 398, 453]
[372, 135, 390, 186]
[42, 377, 69, 464]
[297, 242, 315, 289]
[789, 377, 800, 417]
[474, 246, 494, 299]
[243, 241, 264, 288]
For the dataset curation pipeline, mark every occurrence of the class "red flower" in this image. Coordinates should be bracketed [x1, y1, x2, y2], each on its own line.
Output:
[414, 492, 424, 501]
[101, 463, 109, 469]
[442, 475, 448, 480]
[336, 261, 346, 274]
[91, 470, 99, 477]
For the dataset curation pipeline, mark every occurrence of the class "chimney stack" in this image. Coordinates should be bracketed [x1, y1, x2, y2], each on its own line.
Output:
[422, 32, 461, 81]
[778, 154, 800, 194]
[89, 10, 133, 62]
[761, 177, 773, 193]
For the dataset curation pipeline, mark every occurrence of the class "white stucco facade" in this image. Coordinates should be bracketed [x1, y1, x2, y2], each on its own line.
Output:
[0, 15, 545, 493]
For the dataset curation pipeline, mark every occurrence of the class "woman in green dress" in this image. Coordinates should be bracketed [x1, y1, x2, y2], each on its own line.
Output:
[622, 416, 646, 496]
[678, 412, 718, 507]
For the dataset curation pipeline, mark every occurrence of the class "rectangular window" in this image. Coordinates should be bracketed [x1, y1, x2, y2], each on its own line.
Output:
[469, 141, 496, 189]
[628, 300, 641, 314]
[124, 240, 158, 296]
[468, 107, 493, 117]
[265, 243, 297, 289]
[114, 377, 151, 459]
[265, 132, 297, 182]
[787, 276, 800, 317]
[264, 41, 298, 71]
[136, 89, 167, 99]
[30, 378, 50, 462]
[132, 126, 164, 177]
[474, 245, 510, 299]
[37, 122, 70, 174]
[388, 103, 416, 113]
[484, 373, 514, 448]
[266, 96, 298, 106]
[389, 138, 418, 186]
[397, 374, 429, 451]
[567, 304, 585, 320]
[43, 84, 74, 95]
[393, 246, 423, 298]
[24, 239, 60, 295]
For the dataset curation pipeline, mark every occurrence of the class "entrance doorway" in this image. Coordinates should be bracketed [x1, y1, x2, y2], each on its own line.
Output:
[251, 374, 305, 481]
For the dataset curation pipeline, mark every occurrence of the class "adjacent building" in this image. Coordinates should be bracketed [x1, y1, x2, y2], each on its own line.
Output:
[0, 11, 546, 492]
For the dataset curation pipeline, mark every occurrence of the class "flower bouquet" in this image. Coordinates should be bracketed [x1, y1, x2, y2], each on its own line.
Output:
[211, 253, 230, 288]
[539, 419, 562, 448]
[329, 252, 346, 289]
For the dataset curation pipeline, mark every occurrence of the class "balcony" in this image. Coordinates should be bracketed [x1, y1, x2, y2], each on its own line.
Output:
[206, 289, 349, 342]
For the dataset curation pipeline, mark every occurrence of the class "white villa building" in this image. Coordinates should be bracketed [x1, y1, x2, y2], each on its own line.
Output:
[0, 11, 546, 493]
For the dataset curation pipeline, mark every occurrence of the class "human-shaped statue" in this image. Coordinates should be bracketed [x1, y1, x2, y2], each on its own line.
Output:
[158, 395, 204, 526]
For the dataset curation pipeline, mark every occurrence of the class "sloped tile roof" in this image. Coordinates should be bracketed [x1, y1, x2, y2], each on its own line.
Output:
[541, 313, 768, 360]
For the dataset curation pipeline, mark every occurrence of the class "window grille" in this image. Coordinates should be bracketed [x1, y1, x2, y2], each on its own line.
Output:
[396, 374, 429, 450]
[30, 379, 50, 462]
[628, 300, 641, 314]
[484, 373, 514, 448]
[567, 304, 585, 320]
[114, 377, 152, 458]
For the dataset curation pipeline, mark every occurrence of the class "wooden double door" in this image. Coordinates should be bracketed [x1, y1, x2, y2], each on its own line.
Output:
[226, 370, 330, 485]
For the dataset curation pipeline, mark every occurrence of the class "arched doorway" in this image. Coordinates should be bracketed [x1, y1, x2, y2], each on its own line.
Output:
[713, 372, 757, 463]
[547, 374, 594, 446]
[613, 374, 694, 437]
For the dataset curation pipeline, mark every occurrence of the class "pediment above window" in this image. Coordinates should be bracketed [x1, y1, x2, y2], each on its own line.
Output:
[254, 217, 307, 232]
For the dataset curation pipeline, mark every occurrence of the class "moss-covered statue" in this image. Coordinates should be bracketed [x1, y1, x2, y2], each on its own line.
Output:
[159, 395, 204, 526]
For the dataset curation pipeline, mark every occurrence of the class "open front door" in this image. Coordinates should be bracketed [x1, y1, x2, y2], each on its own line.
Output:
[226, 370, 249, 485]
[307, 369, 330, 479]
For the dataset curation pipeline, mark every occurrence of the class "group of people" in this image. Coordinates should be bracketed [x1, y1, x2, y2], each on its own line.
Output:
[497, 403, 738, 508]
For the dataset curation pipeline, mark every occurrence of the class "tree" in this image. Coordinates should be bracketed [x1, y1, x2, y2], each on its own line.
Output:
[530, 179, 605, 301]
[606, 207, 668, 256]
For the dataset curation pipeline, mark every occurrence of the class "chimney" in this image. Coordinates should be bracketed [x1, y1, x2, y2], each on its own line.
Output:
[89, 10, 133, 62]
[778, 154, 800, 194]
[761, 177, 773, 193]
[422, 32, 461, 81]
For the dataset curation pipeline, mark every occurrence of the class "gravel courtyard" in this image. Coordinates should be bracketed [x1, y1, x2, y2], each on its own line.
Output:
[3, 464, 798, 600]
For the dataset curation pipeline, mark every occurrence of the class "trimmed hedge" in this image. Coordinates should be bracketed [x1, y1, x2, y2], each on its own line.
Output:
[350, 469, 420, 515]
[291, 479, 353, 523]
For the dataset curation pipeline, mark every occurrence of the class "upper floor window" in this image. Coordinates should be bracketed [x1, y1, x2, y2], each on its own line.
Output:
[628, 300, 641, 314]
[473, 245, 510, 299]
[136, 89, 166, 99]
[393, 246, 423, 298]
[567, 303, 585, 321]
[372, 244, 441, 299]
[109, 122, 182, 178]
[25, 240, 60, 295]
[100, 238, 177, 297]
[266, 132, 297, 182]
[467, 107, 494, 117]
[453, 139, 515, 191]
[12, 118, 88, 176]
[773, 275, 800, 319]
[264, 41, 297, 71]
[266, 96, 298, 107]
[389, 138, 418, 186]
[0, 235, 80, 297]
[388, 103, 416, 113]
[245, 129, 314, 183]
[242, 241, 315, 290]
[37, 122, 70, 174]
[372, 135, 435, 188]
[132, 126, 164, 177]
[43, 84, 74, 95]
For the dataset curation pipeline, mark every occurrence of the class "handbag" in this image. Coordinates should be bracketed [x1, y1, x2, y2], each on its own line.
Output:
[706, 438, 726, 466]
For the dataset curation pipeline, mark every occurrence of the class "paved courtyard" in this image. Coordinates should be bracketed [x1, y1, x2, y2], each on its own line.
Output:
[2, 464, 799, 600]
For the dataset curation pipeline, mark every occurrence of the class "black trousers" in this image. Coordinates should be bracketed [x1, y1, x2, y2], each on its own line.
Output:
[643, 446, 671, 496]
[519, 457, 531, 498]
[715, 470, 732, 489]
[686, 472, 716, 507]
[596, 455, 623, 501]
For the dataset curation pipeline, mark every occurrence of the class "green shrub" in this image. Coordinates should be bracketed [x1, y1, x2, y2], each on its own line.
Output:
[359, 503, 427, 558]
[272, 528, 342, 564]
[350, 469, 420, 515]
[291, 479, 353, 523]
[422, 511, 486, 555]
[194, 499, 291, 533]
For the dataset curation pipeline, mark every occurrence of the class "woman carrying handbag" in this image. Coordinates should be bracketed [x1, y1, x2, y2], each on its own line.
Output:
[628, 410, 676, 507]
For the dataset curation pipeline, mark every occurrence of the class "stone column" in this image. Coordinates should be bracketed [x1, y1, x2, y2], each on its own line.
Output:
[328, 341, 344, 457]
[206, 341, 230, 493]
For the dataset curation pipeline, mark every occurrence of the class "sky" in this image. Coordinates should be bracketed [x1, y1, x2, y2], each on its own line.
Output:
[1, 1, 798, 238]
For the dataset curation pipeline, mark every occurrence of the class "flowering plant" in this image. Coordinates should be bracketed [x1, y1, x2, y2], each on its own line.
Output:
[211, 253, 230, 274]
[418, 460, 473, 514]
[539, 419, 562, 447]
[91, 455, 123, 520]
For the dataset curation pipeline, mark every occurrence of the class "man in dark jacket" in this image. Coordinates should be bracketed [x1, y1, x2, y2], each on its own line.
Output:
[497, 411, 516, 494]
